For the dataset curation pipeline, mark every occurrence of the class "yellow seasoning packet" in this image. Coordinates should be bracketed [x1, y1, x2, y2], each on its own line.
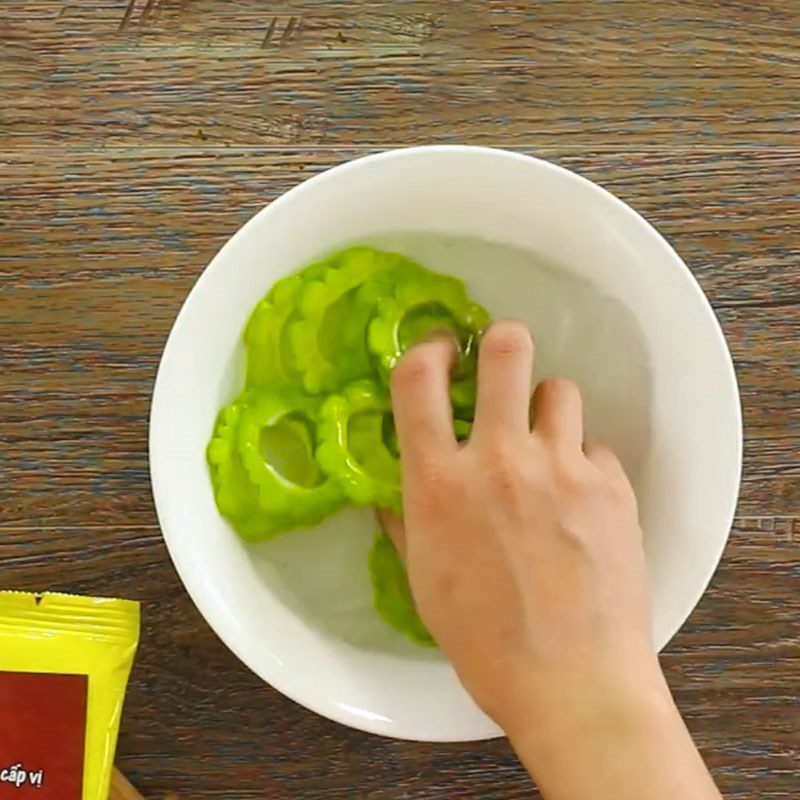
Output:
[0, 592, 140, 800]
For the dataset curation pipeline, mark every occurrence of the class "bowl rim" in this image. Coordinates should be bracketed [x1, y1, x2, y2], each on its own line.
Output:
[149, 144, 743, 740]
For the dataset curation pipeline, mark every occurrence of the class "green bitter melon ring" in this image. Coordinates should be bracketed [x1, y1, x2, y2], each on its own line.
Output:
[206, 402, 290, 542]
[367, 270, 490, 410]
[236, 389, 347, 529]
[316, 380, 402, 514]
[289, 248, 409, 394]
[244, 263, 324, 389]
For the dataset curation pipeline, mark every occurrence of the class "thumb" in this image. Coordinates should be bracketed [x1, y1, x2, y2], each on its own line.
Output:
[376, 508, 407, 563]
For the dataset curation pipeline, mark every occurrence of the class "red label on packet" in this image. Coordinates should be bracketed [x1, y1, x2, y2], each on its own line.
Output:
[0, 671, 87, 799]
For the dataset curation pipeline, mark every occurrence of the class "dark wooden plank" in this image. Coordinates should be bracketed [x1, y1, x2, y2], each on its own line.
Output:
[1, 0, 797, 147]
[2, 147, 797, 297]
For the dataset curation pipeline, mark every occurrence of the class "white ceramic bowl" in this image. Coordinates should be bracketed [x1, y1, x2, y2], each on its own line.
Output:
[150, 146, 742, 742]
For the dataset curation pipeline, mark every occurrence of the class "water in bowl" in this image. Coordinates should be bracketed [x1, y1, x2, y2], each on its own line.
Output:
[249, 232, 653, 655]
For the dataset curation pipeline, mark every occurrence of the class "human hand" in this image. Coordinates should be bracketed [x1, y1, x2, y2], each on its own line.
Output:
[383, 321, 721, 800]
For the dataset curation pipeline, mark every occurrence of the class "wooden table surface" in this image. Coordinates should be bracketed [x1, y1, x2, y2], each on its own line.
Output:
[1, 1, 798, 798]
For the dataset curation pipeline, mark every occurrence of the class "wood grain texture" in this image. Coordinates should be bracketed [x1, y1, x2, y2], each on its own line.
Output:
[1, 1, 798, 147]
[1, 1, 798, 798]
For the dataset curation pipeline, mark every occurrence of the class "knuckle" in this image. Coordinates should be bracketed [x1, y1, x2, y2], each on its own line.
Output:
[560, 521, 592, 553]
[414, 467, 462, 518]
[484, 441, 524, 498]
[584, 443, 637, 507]
[482, 321, 533, 361]
[434, 568, 458, 601]
[556, 462, 592, 497]
[392, 350, 436, 392]
[586, 441, 613, 460]
[585, 441, 618, 470]
[571, 462, 634, 511]
[413, 455, 456, 498]
[419, 456, 446, 487]
[603, 475, 637, 510]
[540, 376, 581, 402]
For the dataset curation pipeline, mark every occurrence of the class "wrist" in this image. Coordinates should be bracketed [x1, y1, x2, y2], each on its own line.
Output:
[498, 647, 669, 742]
[501, 658, 720, 800]
[507, 664, 674, 760]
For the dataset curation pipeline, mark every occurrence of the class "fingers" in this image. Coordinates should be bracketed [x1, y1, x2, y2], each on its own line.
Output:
[376, 508, 407, 562]
[391, 337, 458, 468]
[584, 441, 629, 485]
[473, 321, 534, 439]
[533, 377, 584, 453]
